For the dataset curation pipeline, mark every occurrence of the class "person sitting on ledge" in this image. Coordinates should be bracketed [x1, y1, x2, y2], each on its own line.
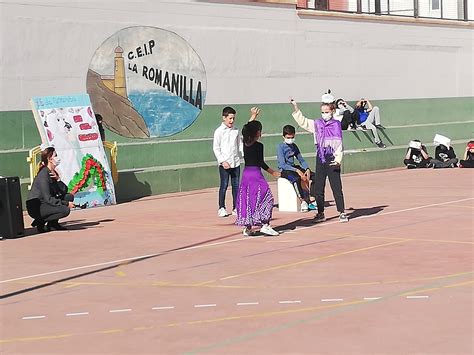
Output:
[355, 98, 386, 148]
[404, 140, 433, 169]
[430, 134, 458, 169]
[459, 140, 474, 168]
[26, 146, 75, 233]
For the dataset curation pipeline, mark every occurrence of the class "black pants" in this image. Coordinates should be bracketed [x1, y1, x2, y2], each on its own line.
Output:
[313, 159, 345, 214]
[431, 158, 458, 168]
[460, 159, 474, 168]
[341, 110, 360, 130]
[404, 158, 431, 168]
[26, 194, 74, 223]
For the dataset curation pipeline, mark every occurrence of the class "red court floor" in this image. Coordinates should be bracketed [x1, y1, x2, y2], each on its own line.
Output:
[1, 168, 473, 354]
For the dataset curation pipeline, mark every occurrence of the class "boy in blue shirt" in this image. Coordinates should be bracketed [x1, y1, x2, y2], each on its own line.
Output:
[277, 125, 312, 211]
[355, 98, 386, 148]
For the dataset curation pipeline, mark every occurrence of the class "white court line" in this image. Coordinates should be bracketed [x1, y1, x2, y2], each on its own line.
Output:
[406, 295, 429, 299]
[0, 238, 243, 284]
[194, 304, 217, 308]
[279, 300, 301, 304]
[363, 297, 382, 301]
[2, 197, 472, 285]
[302, 197, 474, 229]
[321, 298, 344, 302]
[109, 308, 132, 313]
[22, 315, 45, 320]
[66, 312, 89, 317]
[152, 306, 175, 310]
[236, 302, 259, 306]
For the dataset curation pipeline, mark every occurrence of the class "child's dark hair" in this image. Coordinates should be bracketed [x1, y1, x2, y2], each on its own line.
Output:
[282, 125, 295, 136]
[222, 106, 236, 117]
[242, 120, 262, 145]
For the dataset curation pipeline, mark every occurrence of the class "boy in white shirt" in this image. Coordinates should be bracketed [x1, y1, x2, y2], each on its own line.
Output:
[213, 106, 260, 217]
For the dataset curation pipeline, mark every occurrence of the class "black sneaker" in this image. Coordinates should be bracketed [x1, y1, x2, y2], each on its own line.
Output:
[313, 212, 326, 223]
[407, 164, 417, 169]
[36, 223, 47, 233]
[46, 220, 68, 231]
[376, 141, 386, 148]
[375, 124, 385, 129]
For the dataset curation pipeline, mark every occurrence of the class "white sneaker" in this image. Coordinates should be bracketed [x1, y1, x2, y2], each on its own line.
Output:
[232, 209, 237, 216]
[339, 212, 349, 223]
[301, 201, 309, 212]
[260, 224, 279, 236]
[217, 208, 228, 217]
[243, 227, 253, 236]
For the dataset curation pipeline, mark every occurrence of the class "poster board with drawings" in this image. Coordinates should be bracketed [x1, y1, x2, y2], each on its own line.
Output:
[30, 94, 116, 208]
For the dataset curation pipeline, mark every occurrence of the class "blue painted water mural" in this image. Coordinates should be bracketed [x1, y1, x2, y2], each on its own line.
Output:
[129, 90, 205, 137]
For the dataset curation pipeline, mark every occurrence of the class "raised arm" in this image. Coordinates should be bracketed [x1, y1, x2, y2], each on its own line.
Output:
[365, 99, 374, 112]
[249, 106, 261, 122]
[290, 99, 315, 133]
[421, 146, 429, 160]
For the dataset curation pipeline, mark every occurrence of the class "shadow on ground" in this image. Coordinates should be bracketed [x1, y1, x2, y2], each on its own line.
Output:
[346, 205, 388, 219]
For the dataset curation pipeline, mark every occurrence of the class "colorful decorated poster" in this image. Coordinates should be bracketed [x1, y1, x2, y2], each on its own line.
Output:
[86, 26, 207, 138]
[30, 94, 116, 208]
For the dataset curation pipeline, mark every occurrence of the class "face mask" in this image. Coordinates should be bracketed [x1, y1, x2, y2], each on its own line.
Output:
[53, 157, 61, 166]
[321, 112, 332, 121]
[284, 138, 295, 145]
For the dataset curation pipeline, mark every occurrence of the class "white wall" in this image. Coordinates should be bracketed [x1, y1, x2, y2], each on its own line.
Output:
[0, 0, 472, 110]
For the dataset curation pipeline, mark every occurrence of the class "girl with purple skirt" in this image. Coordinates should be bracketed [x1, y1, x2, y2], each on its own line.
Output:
[236, 120, 281, 236]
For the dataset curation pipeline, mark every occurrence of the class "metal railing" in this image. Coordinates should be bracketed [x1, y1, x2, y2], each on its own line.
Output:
[301, 0, 471, 21]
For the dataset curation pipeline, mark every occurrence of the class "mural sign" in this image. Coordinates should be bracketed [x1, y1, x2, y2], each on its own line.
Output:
[30, 94, 116, 208]
[87, 26, 207, 138]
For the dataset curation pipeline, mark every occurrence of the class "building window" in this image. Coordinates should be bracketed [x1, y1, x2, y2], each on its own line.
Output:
[431, 0, 440, 10]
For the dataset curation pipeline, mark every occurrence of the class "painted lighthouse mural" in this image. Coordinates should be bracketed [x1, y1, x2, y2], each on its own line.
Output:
[87, 26, 207, 139]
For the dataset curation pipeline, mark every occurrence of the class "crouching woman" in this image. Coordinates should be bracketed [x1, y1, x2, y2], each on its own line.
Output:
[26, 147, 75, 233]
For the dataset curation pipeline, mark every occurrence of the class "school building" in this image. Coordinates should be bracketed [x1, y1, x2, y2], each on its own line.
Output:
[0, 0, 472, 203]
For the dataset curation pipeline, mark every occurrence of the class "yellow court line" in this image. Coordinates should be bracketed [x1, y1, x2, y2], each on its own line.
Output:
[116, 221, 226, 231]
[444, 204, 474, 210]
[2, 278, 473, 345]
[194, 240, 408, 286]
[99, 329, 124, 335]
[0, 301, 363, 345]
[1, 334, 73, 344]
[9, 271, 473, 291]
[351, 234, 474, 245]
[443, 280, 474, 288]
[401, 280, 474, 296]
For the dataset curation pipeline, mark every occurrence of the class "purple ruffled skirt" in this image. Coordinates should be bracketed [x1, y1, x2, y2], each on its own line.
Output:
[235, 166, 274, 227]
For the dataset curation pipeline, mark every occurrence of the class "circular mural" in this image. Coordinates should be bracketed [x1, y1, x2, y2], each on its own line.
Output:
[86, 26, 207, 138]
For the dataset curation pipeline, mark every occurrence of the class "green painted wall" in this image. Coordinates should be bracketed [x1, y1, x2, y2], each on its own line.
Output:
[1, 97, 473, 205]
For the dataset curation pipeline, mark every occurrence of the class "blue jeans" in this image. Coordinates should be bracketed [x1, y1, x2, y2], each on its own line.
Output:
[218, 165, 240, 210]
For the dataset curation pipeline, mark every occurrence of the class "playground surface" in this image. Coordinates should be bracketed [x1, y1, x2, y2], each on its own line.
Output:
[1, 167, 473, 354]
